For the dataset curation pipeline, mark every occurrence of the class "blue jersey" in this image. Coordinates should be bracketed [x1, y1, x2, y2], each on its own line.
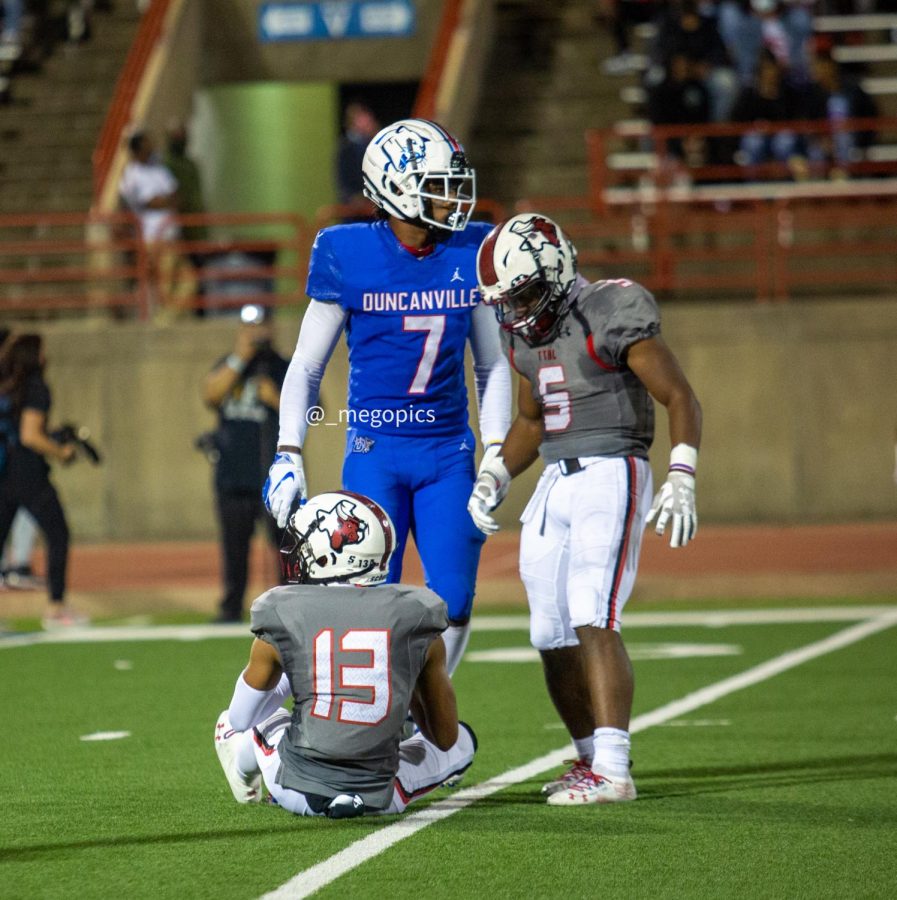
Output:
[306, 219, 494, 438]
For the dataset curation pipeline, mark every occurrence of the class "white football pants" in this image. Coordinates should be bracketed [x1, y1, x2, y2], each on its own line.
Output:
[519, 456, 652, 648]
[252, 713, 476, 816]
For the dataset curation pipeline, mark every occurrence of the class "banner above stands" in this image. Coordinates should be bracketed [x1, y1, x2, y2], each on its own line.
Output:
[258, 0, 415, 42]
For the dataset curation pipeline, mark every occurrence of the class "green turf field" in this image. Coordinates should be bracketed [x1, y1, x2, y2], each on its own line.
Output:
[3, 605, 896, 899]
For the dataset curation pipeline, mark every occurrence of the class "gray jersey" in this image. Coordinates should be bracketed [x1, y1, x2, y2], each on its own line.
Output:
[250, 582, 447, 811]
[502, 277, 660, 461]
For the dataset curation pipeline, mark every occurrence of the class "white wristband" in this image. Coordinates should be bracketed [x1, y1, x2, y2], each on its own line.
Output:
[669, 443, 698, 477]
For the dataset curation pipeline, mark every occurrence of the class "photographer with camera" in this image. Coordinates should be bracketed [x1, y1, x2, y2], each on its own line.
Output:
[0, 333, 85, 628]
[202, 305, 289, 623]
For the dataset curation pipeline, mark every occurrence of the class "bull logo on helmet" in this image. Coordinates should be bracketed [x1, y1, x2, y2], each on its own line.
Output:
[510, 216, 561, 252]
[314, 499, 368, 553]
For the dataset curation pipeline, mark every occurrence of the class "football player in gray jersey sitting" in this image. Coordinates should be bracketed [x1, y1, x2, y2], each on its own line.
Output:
[214, 490, 476, 819]
[468, 214, 702, 806]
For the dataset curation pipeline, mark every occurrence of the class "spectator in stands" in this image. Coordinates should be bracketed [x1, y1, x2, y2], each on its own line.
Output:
[717, 0, 793, 87]
[647, 0, 738, 121]
[781, 0, 817, 83]
[164, 119, 209, 313]
[1, 0, 22, 50]
[336, 102, 380, 209]
[201, 305, 289, 623]
[0, 333, 83, 628]
[647, 52, 712, 163]
[119, 129, 196, 320]
[731, 50, 807, 175]
[120, 130, 179, 244]
[598, 0, 660, 75]
[804, 51, 879, 174]
[66, 0, 92, 44]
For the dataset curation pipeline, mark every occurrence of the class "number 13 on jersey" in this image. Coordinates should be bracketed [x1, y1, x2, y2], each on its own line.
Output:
[311, 628, 391, 726]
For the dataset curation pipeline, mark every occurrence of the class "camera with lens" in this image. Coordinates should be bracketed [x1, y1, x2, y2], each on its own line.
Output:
[49, 423, 103, 465]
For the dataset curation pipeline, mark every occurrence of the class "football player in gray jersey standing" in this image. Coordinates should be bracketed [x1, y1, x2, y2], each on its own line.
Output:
[468, 214, 702, 806]
[213, 490, 476, 819]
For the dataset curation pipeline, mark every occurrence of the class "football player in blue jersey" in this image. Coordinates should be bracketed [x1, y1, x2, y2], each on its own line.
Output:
[264, 119, 511, 674]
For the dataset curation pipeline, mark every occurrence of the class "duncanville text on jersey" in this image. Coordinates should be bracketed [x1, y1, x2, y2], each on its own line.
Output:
[362, 288, 480, 312]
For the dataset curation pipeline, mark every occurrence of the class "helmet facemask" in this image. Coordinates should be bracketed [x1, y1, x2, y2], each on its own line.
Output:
[477, 214, 578, 347]
[494, 276, 568, 347]
[414, 155, 476, 232]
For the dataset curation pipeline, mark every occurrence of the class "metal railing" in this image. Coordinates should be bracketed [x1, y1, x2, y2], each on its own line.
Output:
[0, 203, 514, 319]
[586, 117, 897, 209]
[0, 211, 312, 320]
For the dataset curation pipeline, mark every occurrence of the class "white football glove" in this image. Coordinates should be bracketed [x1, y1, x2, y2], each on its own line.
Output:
[468, 445, 511, 535]
[646, 471, 697, 548]
[263, 451, 307, 528]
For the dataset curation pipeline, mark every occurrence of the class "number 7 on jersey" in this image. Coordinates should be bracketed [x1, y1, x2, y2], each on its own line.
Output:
[404, 315, 445, 394]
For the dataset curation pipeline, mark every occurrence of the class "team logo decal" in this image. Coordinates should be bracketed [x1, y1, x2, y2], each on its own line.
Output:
[314, 499, 368, 553]
[378, 125, 430, 174]
[510, 215, 561, 251]
[352, 435, 375, 454]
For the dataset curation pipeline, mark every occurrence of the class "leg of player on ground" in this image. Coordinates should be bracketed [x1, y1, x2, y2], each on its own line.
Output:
[383, 724, 477, 814]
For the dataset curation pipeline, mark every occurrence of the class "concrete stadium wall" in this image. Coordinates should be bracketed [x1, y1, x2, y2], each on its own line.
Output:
[27, 297, 897, 542]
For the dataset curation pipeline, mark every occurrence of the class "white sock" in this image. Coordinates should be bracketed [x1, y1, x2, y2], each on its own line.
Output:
[235, 731, 260, 779]
[572, 736, 594, 764]
[592, 727, 631, 778]
[442, 623, 471, 676]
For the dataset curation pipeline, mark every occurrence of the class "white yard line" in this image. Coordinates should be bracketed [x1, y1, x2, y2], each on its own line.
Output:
[474, 606, 897, 631]
[259, 611, 897, 900]
[3, 606, 896, 650]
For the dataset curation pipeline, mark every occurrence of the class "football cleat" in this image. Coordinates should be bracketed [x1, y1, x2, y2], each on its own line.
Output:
[325, 793, 365, 819]
[214, 710, 262, 804]
[546, 770, 637, 806]
[540, 758, 593, 797]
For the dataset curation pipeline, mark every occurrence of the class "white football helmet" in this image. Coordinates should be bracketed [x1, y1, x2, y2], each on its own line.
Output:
[281, 491, 395, 587]
[476, 213, 578, 347]
[362, 118, 476, 232]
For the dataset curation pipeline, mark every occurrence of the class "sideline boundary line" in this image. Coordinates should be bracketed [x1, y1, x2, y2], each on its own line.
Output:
[2, 606, 896, 649]
[259, 611, 897, 900]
